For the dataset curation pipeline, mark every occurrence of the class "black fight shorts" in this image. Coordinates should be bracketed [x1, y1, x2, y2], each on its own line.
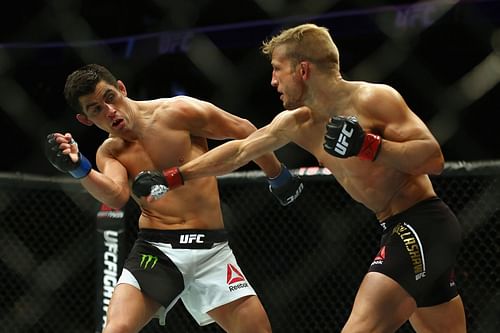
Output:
[368, 197, 462, 307]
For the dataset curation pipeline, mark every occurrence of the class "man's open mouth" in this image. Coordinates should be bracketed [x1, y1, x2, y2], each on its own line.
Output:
[112, 119, 123, 127]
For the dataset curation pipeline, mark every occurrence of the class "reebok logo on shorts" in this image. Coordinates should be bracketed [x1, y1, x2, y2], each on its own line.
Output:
[227, 264, 248, 292]
[371, 246, 386, 266]
[449, 270, 456, 287]
[227, 264, 245, 284]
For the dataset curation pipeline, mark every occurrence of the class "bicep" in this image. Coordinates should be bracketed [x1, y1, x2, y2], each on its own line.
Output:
[368, 87, 444, 173]
[371, 87, 435, 142]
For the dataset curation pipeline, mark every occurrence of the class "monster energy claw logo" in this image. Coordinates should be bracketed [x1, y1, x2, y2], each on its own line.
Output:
[140, 254, 158, 269]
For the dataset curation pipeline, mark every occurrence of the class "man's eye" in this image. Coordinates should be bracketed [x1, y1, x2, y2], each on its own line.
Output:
[105, 94, 115, 103]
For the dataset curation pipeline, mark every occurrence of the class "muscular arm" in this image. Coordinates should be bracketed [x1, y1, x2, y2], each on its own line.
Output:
[366, 86, 444, 175]
[171, 96, 282, 177]
[81, 147, 130, 209]
[179, 107, 309, 181]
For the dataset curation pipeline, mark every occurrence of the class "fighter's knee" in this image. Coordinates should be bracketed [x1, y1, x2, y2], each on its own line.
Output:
[210, 296, 272, 333]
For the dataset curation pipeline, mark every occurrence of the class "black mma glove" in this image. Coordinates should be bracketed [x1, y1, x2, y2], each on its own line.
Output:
[45, 133, 92, 179]
[323, 116, 382, 161]
[132, 167, 184, 200]
[267, 164, 304, 206]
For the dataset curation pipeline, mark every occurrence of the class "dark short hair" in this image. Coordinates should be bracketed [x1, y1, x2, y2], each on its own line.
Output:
[64, 64, 118, 113]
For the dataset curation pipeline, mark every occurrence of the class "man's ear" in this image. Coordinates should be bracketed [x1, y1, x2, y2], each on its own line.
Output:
[76, 113, 93, 126]
[299, 61, 310, 80]
[117, 80, 127, 97]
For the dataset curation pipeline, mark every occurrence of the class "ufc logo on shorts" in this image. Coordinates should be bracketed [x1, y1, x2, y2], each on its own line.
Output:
[334, 124, 353, 155]
[179, 234, 205, 244]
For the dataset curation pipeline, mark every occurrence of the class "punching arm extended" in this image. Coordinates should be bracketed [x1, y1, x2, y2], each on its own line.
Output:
[131, 108, 308, 204]
[181, 110, 306, 205]
[132, 134, 303, 205]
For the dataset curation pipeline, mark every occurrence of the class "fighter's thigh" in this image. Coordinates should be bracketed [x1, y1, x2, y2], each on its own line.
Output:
[343, 272, 417, 333]
[103, 283, 161, 333]
[409, 295, 466, 333]
[208, 295, 271, 333]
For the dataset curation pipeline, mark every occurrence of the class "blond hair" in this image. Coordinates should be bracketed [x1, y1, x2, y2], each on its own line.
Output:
[261, 23, 339, 72]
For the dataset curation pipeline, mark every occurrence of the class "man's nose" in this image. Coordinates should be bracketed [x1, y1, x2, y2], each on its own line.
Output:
[105, 104, 116, 117]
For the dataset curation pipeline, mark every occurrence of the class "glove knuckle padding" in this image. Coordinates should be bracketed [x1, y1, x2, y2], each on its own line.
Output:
[45, 133, 76, 172]
[323, 116, 364, 158]
[132, 167, 184, 198]
[323, 116, 381, 161]
[132, 171, 166, 197]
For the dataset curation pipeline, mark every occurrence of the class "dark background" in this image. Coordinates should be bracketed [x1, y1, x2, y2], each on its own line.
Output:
[1, 0, 499, 175]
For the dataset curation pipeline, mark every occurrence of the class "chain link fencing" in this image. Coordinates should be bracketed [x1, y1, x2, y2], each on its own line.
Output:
[0, 161, 499, 332]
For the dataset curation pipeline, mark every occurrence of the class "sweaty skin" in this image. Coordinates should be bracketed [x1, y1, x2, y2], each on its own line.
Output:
[54, 80, 282, 230]
[52, 64, 290, 333]
[178, 26, 465, 332]
[179, 79, 443, 222]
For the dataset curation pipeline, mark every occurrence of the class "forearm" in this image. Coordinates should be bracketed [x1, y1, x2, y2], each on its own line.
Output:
[379, 138, 444, 175]
[180, 140, 252, 181]
[80, 170, 130, 209]
[182, 120, 290, 181]
[252, 153, 282, 178]
[226, 120, 282, 177]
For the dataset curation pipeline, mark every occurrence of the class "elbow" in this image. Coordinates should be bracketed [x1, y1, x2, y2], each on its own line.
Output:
[409, 147, 444, 176]
[110, 200, 127, 210]
[107, 190, 130, 210]
[428, 159, 444, 175]
[235, 120, 258, 139]
[432, 155, 445, 175]
[105, 198, 128, 210]
[427, 149, 445, 175]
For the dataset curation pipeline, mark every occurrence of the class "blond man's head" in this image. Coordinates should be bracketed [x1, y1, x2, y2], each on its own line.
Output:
[261, 23, 339, 72]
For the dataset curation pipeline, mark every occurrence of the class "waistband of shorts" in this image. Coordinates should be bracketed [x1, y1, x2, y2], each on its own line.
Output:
[379, 196, 441, 231]
[138, 228, 229, 249]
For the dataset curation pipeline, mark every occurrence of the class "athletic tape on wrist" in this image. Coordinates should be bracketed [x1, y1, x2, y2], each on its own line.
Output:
[69, 153, 92, 179]
[267, 164, 292, 188]
[358, 134, 382, 161]
[162, 167, 184, 189]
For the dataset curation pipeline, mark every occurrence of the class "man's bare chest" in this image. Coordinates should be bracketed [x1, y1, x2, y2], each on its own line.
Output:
[115, 135, 193, 176]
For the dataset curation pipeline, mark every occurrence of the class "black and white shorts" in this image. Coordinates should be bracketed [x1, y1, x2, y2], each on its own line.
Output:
[117, 228, 256, 326]
[368, 197, 462, 307]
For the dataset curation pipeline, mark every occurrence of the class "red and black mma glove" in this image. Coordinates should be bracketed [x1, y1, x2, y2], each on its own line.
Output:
[45, 133, 92, 179]
[323, 116, 382, 161]
[132, 167, 184, 200]
[267, 164, 304, 206]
